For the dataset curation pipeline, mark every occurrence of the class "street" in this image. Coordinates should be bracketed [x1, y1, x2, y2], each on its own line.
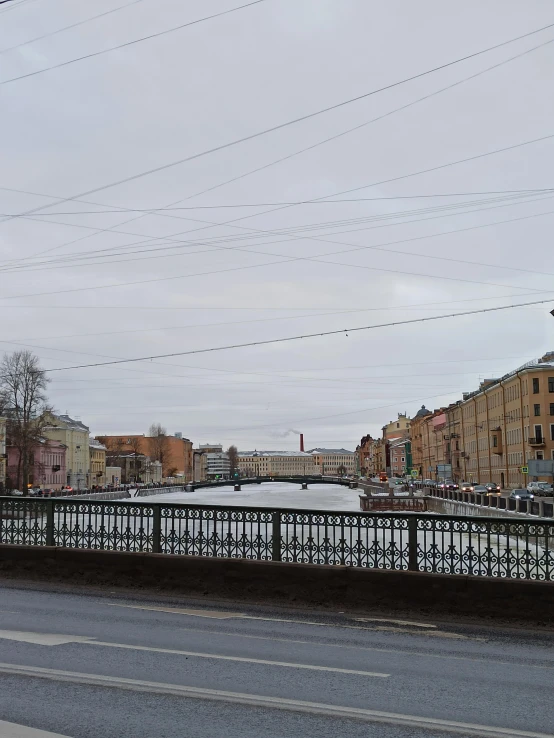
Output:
[0, 584, 553, 737]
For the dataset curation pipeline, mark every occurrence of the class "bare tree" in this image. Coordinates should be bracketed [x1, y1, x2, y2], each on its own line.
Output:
[148, 423, 170, 474]
[98, 436, 125, 471]
[337, 464, 348, 477]
[227, 445, 238, 477]
[127, 436, 144, 482]
[0, 351, 51, 495]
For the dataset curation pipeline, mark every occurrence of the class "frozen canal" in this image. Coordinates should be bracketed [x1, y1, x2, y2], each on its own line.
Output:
[136, 482, 363, 511]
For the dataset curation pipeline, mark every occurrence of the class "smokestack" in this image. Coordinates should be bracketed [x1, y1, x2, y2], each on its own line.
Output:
[300, 433, 304, 452]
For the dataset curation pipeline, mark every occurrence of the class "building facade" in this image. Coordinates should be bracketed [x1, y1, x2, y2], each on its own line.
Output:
[88, 438, 106, 488]
[411, 353, 554, 488]
[382, 414, 411, 440]
[198, 445, 230, 479]
[98, 433, 193, 481]
[238, 451, 319, 477]
[193, 449, 207, 482]
[309, 448, 356, 476]
[6, 438, 67, 490]
[0, 417, 6, 492]
[43, 414, 90, 489]
[113, 454, 162, 484]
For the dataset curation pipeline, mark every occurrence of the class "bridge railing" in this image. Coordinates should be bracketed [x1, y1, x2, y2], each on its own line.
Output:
[425, 486, 554, 518]
[1, 496, 553, 581]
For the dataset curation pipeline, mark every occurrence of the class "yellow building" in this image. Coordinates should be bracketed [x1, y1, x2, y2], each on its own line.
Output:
[309, 448, 356, 476]
[44, 413, 90, 489]
[382, 413, 411, 440]
[0, 416, 6, 492]
[88, 438, 106, 487]
[238, 451, 320, 477]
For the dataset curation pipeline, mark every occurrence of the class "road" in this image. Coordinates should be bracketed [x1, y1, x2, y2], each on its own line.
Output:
[0, 583, 553, 738]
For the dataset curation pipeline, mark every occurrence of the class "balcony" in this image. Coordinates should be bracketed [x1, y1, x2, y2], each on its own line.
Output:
[528, 436, 546, 448]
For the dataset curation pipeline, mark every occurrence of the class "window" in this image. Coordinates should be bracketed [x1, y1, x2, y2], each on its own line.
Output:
[534, 404, 541, 416]
[492, 435, 498, 448]
[550, 403, 554, 416]
[551, 424, 554, 442]
[534, 425, 543, 442]
[533, 378, 540, 394]
[537, 452, 544, 460]
[549, 377, 554, 393]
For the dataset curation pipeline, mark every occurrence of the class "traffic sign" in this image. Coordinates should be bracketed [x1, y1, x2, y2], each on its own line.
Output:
[411, 470, 419, 477]
[520, 466, 529, 474]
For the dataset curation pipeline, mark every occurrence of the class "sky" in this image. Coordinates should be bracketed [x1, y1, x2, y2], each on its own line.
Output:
[1, 0, 553, 452]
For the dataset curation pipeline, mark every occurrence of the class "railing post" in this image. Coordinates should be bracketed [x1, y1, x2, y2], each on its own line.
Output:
[271, 511, 281, 562]
[152, 505, 162, 554]
[408, 516, 418, 571]
[45, 499, 54, 547]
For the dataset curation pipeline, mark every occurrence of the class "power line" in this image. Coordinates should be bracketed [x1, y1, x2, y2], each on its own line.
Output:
[0, 0, 147, 56]
[0, 0, 269, 86]
[41, 297, 554, 373]
[3, 19, 554, 242]
[9, 30, 553, 268]
[3, 188, 554, 215]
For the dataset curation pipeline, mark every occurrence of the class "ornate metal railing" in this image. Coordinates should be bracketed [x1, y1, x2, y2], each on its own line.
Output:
[1, 497, 553, 580]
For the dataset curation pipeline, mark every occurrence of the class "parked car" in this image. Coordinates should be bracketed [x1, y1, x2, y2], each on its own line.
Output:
[527, 482, 553, 496]
[28, 488, 42, 497]
[509, 489, 534, 500]
[484, 482, 501, 495]
[423, 479, 434, 487]
[473, 485, 489, 495]
[8, 489, 24, 496]
[41, 488, 55, 497]
[460, 482, 474, 492]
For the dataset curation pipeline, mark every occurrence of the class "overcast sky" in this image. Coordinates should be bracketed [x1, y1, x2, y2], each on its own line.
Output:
[1, 0, 553, 451]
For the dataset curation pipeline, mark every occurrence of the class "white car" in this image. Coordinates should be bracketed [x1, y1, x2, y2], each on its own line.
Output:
[527, 481, 553, 496]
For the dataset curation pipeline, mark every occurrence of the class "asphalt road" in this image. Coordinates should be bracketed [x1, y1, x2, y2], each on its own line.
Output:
[0, 583, 553, 738]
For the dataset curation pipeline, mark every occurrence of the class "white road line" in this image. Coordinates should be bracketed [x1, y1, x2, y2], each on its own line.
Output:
[0, 663, 550, 738]
[353, 617, 437, 628]
[0, 630, 95, 646]
[89, 640, 389, 677]
[108, 604, 242, 619]
[0, 629, 388, 677]
[0, 720, 71, 738]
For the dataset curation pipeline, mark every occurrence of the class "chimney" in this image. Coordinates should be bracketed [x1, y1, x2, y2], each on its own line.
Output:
[300, 434, 304, 452]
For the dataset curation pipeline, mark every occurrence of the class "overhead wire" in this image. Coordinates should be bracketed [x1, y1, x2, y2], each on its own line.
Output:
[39, 297, 554, 373]
[3, 18, 554, 264]
[0, 0, 269, 86]
[0, 0, 147, 56]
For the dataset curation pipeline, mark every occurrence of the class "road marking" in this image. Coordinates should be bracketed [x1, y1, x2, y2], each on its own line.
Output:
[0, 630, 388, 677]
[89, 640, 389, 677]
[108, 603, 478, 640]
[353, 617, 436, 628]
[0, 663, 550, 738]
[0, 630, 95, 646]
[0, 721, 71, 738]
[172, 626, 554, 670]
[109, 604, 242, 619]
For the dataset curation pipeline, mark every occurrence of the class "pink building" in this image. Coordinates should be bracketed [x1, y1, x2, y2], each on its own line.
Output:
[7, 439, 67, 490]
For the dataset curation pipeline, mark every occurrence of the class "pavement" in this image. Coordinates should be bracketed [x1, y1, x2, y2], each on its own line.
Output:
[0, 582, 553, 738]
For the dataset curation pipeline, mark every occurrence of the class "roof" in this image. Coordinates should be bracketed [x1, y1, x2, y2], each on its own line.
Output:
[238, 451, 314, 458]
[462, 353, 554, 402]
[89, 438, 106, 450]
[48, 414, 89, 432]
[308, 448, 354, 455]
[415, 405, 432, 418]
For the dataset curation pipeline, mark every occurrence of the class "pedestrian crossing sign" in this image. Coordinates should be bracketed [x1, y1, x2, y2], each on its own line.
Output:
[520, 466, 528, 474]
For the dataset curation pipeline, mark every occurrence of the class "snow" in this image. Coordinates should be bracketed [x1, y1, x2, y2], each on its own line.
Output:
[136, 482, 363, 511]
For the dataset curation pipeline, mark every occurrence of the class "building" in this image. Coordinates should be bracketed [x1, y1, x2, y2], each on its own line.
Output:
[88, 438, 106, 488]
[389, 437, 411, 477]
[43, 413, 90, 490]
[0, 417, 6, 492]
[193, 449, 207, 482]
[309, 448, 356, 476]
[113, 454, 162, 484]
[6, 438, 67, 490]
[199, 444, 230, 479]
[97, 433, 194, 481]
[238, 451, 320, 477]
[105, 466, 122, 486]
[382, 413, 411, 440]
[411, 352, 554, 488]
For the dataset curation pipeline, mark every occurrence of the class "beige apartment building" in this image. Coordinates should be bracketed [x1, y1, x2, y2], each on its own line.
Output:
[44, 413, 90, 489]
[412, 352, 554, 488]
[88, 438, 106, 487]
[383, 413, 411, 440]
[309, 448, 356, 476]
[0, 416, 6, 492]
[238, 451, 319, 477]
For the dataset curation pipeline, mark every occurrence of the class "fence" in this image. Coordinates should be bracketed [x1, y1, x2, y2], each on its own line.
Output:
[1, 496, 553, 580]
[427, 486, 554, 518]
